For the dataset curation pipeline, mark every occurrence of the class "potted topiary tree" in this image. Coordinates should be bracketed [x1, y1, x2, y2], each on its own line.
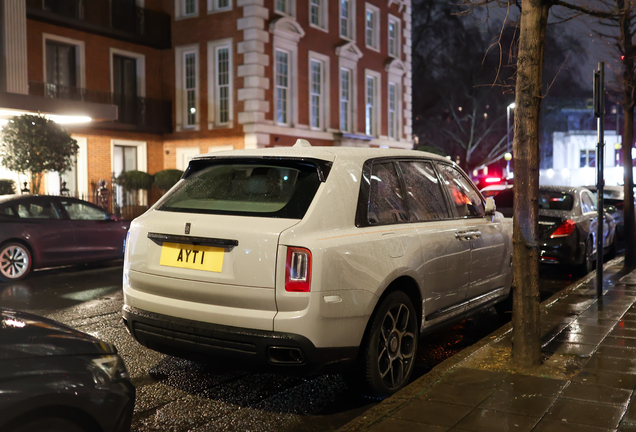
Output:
[0, 114, 78, 194]
[115, 170, 154, 219]
[153, 169, 184, 194]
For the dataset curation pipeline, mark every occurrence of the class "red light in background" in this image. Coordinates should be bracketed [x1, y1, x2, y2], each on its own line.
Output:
[484, 177, 501, 183]
[622, 55, 626, 60]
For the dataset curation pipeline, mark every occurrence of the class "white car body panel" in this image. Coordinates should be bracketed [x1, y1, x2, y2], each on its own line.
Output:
[122, 145, 514, 363]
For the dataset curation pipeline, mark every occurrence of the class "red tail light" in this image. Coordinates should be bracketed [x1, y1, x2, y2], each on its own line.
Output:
[550, 219, 576, 238]
[285, 247, 312, 292]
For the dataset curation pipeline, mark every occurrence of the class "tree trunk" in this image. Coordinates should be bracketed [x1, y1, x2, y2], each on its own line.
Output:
[620, 1, 636, 270]
[511, 0, 548, 369]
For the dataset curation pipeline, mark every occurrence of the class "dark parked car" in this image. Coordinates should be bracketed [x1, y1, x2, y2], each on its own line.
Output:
[0, 195, 130, 281]
[494, 186, 617, 273]
[586, 185, 635, 239]
[0, 308, 135, 432]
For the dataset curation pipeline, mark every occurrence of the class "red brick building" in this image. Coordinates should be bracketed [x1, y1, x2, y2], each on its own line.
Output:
[0, 0, 412, 199]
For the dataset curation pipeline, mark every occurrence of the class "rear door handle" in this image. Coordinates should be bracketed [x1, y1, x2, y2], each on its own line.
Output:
[455, 230, 481, 241]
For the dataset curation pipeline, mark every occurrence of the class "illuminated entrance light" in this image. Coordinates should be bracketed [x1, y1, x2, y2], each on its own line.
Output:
[0, 109, 92, 125]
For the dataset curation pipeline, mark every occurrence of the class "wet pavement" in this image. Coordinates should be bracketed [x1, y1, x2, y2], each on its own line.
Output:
[0, 261, 591, 432]
[341, 257, 636, 432]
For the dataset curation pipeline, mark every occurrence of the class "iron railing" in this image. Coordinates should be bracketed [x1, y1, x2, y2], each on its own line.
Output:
[28, 81, 173, 134]
[27, 0, 171, 49]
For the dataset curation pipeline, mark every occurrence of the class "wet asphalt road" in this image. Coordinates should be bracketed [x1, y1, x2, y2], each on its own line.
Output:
[0, 261, 583, 432]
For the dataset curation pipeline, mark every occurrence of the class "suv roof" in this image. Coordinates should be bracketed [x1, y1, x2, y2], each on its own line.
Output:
[192, 145, 451, 165]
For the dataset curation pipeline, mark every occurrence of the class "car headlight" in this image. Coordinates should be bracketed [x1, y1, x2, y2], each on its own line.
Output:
[89, 355, 130, 389]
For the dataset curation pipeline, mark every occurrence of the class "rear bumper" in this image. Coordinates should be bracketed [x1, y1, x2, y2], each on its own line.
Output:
[122, 305, 358, 375]
[539, 236, 583, 265]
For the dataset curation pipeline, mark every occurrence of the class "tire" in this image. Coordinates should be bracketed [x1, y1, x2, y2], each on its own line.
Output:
[347, 291, 419, 398]
[578, 238, 594, 276]
[0, 242, 32, 282]
[9, 418, 86, 432]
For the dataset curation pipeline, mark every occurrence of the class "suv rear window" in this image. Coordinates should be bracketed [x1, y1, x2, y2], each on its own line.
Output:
[157, 160, 323, 219]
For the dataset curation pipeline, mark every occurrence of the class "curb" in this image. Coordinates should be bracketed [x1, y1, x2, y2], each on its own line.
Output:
[336, 256, 626, 432]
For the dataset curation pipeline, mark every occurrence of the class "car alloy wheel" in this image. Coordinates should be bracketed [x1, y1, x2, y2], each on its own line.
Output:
[361, 291, 418, 398]
[0, 243, 32, 281]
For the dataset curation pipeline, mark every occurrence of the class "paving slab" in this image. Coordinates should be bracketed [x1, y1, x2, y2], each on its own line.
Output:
[337, 257, 636, 432]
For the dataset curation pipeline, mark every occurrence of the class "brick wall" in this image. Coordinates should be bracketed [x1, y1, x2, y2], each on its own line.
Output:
[164, 1, 244, 141]
[163, 135, 246, 169]
[66, 128, 164, 189]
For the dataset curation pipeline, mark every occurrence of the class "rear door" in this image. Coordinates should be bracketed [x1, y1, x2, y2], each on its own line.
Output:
[397, 160, 470, 324]
[57, 198, 128, 261]
[15, 197, 76, 266]
[435, 163, 507, 303]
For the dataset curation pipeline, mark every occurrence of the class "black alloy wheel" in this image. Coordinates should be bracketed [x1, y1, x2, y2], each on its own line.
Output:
[354, 291, 418, 398]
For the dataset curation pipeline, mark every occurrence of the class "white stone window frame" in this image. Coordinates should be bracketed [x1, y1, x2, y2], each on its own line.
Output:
[208, 0, 232, 14]
[207, 38, 234, 129]
[308, 51, 330, 132]
[271, 18, 303, 128]
[339, 0, 356, 41]
[207, 145, 235, 153]
[45, 135, 88, 197]
[387, 80, 400, 140]
[388, 14, 401, 58]
[386, 58, 406, 141]
[42, 33, 86, 90]
[111, 139, 148, 206]
[336, 42, 362, 133]
[176, 146, 200, 171]
[364, 3, 380, 52]
[175, 44, 200, 132]
[109, 48, 146, 97]
[339, 65, 354, 133]
[176, 0, 199, 19]
[111, 139, 148, 172]
[308, 0, 328, 33]
[274, 0, 295, 18]
[364, 69, 381, 137]
[274, 48, 291, 127]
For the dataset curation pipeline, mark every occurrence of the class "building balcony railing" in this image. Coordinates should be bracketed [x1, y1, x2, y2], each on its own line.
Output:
[28, 81, 173, 134]
[26, 0, 171, 50]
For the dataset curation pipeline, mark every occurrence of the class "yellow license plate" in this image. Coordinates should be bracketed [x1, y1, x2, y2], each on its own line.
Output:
[159, 242, 224, 272]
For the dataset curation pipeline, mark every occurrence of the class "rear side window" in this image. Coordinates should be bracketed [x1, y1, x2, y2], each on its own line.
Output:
[436, 163, 485, 218]
[158, 161, 322, 219]
[61, 201, 108, 220]
[399, 161, 449, 221]
[17, 200, 60, 219]
[367, 162, 408, 225]
[0, 206, 17, 217]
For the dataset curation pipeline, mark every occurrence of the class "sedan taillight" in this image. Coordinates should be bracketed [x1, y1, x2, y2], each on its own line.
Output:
[550, 219, 577, 238]
[285, 247, 312, 292]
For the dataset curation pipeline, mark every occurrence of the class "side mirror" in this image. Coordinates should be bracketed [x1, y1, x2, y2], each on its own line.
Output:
[106, 213, 119, 221]
[485, 197, 497, 216]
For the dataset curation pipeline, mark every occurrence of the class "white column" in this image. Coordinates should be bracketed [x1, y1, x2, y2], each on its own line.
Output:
[237, 0, 270, 148]
[2, 0, 28, 94]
